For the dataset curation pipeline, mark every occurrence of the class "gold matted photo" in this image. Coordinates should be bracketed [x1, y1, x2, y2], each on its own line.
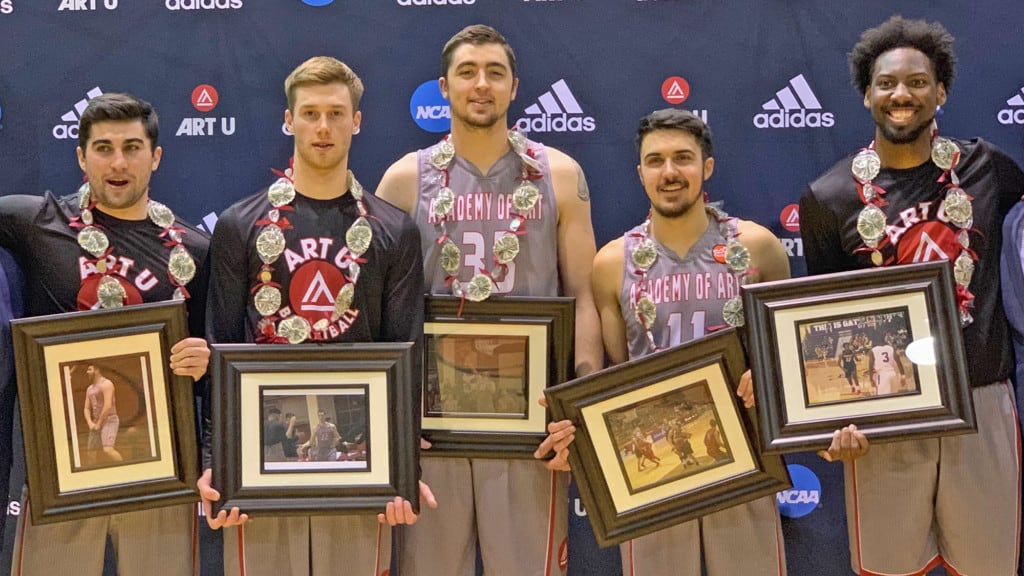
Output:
[743, 260, 974, 455]
[211, 343, 418, 516]
[12, 301, 198, 524]
[422, 296, 574, 458]
[545, 329, 790, 547]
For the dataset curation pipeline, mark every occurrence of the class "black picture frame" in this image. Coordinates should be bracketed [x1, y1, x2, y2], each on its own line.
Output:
[12, 300, 198, 524]
[421, 295, 574, 458]
[545, 329, 791, 547]
[743, 260, 974, 454]
[211, 342, 418, 515]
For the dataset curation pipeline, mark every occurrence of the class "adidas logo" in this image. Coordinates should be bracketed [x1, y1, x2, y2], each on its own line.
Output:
[514, 79, 596, 133]
[165, 0, 242, 9]
[753, 74, 834, 129]
[997, 86, 1024, 125]
[397, 0, 474, 5]
[52, 86, 103, 140]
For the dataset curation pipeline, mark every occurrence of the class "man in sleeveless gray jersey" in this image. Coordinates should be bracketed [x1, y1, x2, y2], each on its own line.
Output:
[377, 24, 603, 576]
[544, 109, 790, 576]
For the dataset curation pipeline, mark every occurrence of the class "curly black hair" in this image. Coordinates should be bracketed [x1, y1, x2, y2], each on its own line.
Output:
[848, 15, 957, 95]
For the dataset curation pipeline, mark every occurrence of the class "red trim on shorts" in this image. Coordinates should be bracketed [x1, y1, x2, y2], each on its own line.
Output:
[544, 471, 558, 576]
[237, 525, 246, 576]
[941, 558, 965, 576]
[858, 555, 941, 576]
[192, 505, 200, 576]
[14, 498, 28, 576]
[374, 523, 382, 576]
[851, 459, 863, 573]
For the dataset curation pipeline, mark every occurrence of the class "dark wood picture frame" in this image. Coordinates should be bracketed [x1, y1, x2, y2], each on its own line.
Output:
[211, 342, 418, 516]
[12, 300, 198, 525]
[545, 329, 790, 547]
[422, 295, 574, 458]
[743, 260, 974, 455]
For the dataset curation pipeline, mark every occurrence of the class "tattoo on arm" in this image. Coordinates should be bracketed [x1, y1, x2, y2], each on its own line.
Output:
[575, 162, 590, 202]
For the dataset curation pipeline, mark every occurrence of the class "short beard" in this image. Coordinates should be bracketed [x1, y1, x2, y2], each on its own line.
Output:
[651, 196, 698, 219]
[879, 114, 934, 145]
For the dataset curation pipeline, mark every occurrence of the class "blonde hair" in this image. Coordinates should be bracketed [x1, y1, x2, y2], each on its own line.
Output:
[284, 56, 364, 111]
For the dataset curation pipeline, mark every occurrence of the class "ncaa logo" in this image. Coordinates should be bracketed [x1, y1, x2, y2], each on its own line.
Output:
[409, 80, 450, 133]
[776, 464, 821, 518]
[301, 0, 333, 5]
[780, 204, 800, 232]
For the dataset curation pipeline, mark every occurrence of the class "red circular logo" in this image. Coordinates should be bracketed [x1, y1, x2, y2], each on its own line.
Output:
[77, 275, 142, 310]
[712, 244, 727, 264]
[780, 204, 800, 232]
[191, 84, 219, 113]
[661, 76, 690, 105]
[895, 223, 957, 264]
[288, 261, 347, 324]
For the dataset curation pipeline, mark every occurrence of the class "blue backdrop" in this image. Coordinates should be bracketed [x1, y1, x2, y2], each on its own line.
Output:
[2, 1, 1023, 574]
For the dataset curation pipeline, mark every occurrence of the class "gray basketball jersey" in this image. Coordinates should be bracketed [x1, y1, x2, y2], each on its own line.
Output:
[620, 213, 742, 360]
[413, 138, 560, 297]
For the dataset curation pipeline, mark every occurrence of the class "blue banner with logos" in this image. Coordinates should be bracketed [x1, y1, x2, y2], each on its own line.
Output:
[2, 1, 1023, 575]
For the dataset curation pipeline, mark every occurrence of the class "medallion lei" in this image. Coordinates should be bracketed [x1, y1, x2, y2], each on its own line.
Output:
[629, 205, 750, 353]
[72, 183, 196, 309]
[427, 130, 542, 303]
[251, 169, 373, 344]
[850, 123, 976, 325]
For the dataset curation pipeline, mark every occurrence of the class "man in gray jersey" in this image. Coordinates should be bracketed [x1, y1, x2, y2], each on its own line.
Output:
[544, 109, 790, 576]
[377, 24, 602, 576]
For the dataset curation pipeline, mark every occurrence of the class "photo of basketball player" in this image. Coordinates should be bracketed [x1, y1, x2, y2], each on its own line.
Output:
[62, 353, 160, 472]
[260, 390, 369, 472]
[424, 333, 529, 419]
[796, 307, 921, 407]
[604, 380, 733, 494]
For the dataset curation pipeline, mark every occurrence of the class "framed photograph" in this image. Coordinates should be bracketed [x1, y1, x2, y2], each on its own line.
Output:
[12, 300, 198, 525]
[422, 296, 574, 458]
[211, 343, 418, 516]
[544, 329, 791, 547]
[743, 260, 974, 454]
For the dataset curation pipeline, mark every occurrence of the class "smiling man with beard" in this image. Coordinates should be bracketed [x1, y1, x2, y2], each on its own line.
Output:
[800, 15, 1024, 576]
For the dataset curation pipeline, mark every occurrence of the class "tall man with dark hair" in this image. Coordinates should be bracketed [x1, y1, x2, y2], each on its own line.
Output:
[199, 55, 433, 576]
[579, 108, 789, 575]
[801, 15, 1024, 575]
[377, 23, 603, 576]
[0, 92, 211, 575]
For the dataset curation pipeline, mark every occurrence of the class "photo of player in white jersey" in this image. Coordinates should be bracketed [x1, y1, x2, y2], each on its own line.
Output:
[796, 308, 920, 406]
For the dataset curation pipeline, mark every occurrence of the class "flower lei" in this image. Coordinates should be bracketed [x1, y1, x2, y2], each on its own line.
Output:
[426, 130, 542, 304]
[71, 182, 196, 308]
[628, 205, 750, 353]
[850, 123, 975, 325]
[251, 167, 372, 344]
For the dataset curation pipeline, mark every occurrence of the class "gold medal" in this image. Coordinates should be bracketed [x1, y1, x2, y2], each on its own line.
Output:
[493, 233, 520, 265]
[953, 252, 975, 286]
[631, 239, 657, 271]
[333, 283, 354, 319]
[346, 217, 373, 257]
[723, 297, 745, 328]
[856, 204, 886, 244]
[851, 149, 881, 183]
[254, 285, 282, 317]
[512, 182, 540, 212]
[268, 178, 296, 207]
[77, 226, 109, 258]
[147, 202, 176, 229]
[429, 140, 455, 170]
[930, 137, 959, 171]
[635, 295, 657, 328]
[724, 240, 750, 272]
[440, 240, 461, 275]
[942, 188, 972, 228]
[277, 316, 311, 344]
[433, 187, 455, 218]
[168, 245, 196, 285]
[871, 251, 884, 266]
[464, 274, 494, 302]
[97, 276, 126, 309]
[256, 225, 286, 264]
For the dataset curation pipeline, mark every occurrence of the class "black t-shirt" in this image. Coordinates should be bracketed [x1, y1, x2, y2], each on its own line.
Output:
[0, 191, 210, 336]
[207, 185, 425, 457]
[801, 138, 1024, 387]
